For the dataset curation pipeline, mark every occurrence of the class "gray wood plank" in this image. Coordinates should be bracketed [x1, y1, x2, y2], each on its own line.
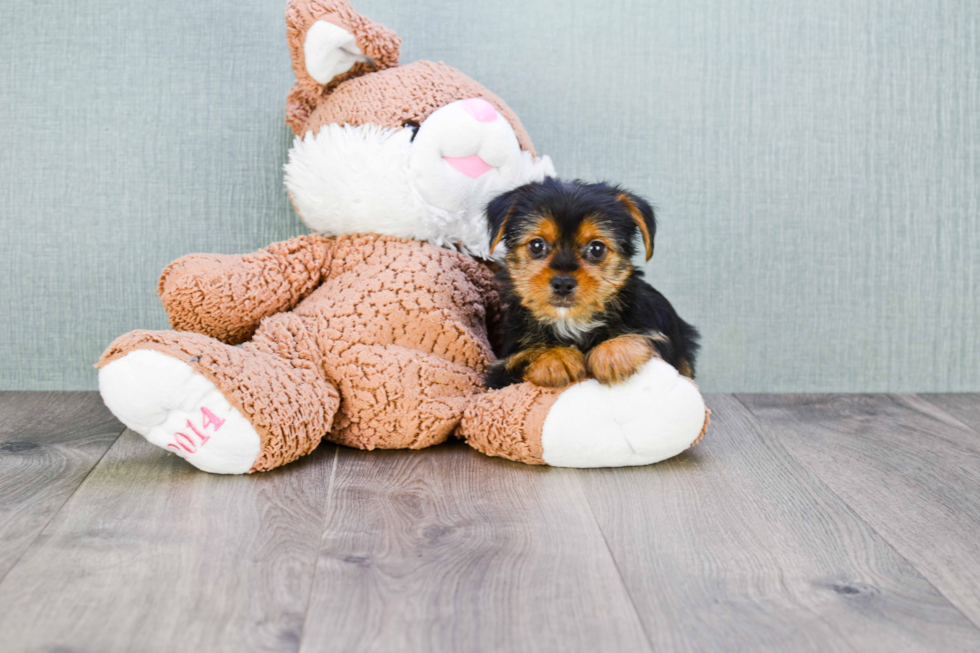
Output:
[299, 441, 652, 653]
[917, 393, 980, 434]
[0, 391, 124, 582]
[0, 429, 336, 653]
[580, 394, 980, 652]
[738, 393, 980, 630]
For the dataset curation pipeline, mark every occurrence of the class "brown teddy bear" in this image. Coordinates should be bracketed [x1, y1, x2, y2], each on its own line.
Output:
[96, 0, 708, 474]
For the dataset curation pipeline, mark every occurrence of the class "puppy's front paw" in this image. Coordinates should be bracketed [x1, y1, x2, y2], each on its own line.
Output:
[587, 335, 657, 385]
[524, 347, 587, 388]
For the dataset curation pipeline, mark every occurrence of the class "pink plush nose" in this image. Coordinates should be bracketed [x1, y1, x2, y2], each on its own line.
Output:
[461, 98, 498, 122]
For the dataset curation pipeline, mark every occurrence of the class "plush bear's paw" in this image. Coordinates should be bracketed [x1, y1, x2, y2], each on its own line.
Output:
[460, 358, 707, 468]
[98, 350, 261, 474]
[539, 358, 707, 467]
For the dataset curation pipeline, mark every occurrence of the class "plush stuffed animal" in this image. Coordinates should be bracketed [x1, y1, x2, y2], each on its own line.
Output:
[96, 0, 708, 474]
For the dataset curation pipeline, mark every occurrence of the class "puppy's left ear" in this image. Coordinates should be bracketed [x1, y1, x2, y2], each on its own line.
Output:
[617, 192, 656, 261]
[486, 187, 522, 255]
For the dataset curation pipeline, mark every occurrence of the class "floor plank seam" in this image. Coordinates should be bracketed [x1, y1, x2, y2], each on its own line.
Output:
[576, 474, 658, 653]
[295, 445, 341, 653]
[914, 394, 980, 437]
[0, 423, 129, 589]
[0, 426, 127, 585]
[733, 394, 980, 634]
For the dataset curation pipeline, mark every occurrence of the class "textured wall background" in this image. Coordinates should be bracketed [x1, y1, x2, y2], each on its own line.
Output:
[1, 0, 977, 391]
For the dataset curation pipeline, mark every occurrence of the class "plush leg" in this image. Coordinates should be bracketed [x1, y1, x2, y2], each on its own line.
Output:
[458, 383, 560, 465]
[459, 358, 708, 467]
[97, 329, 339, 473]
[324, 343, 484, 451]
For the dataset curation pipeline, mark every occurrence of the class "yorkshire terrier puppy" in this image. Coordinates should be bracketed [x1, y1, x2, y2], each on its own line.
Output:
[485, 178, 699, 389]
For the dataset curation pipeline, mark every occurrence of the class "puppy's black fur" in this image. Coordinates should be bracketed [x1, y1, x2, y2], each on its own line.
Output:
[485, 178, 699, 389]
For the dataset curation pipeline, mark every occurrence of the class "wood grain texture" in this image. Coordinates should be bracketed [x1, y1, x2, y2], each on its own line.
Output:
[917, 393, 980, 434]
[0, 430, 337, 653]
[0, 392, 124, 582]
[738, 394, 980, 630]
[298, 441, 651, 653]
[579, 394, 980, 652]
[5, 393, 980, 652]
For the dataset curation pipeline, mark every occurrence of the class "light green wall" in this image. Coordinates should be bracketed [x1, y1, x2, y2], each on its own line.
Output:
[1, 0, 977, 391]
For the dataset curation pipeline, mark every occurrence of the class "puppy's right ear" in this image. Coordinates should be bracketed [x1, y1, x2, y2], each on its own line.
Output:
[617, 191, 656, 261]
[486, 188, 522, 255]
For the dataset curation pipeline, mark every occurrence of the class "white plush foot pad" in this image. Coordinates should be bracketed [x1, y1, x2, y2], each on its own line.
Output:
[540, 358, 707, 467]
[99, 350, 261, 474]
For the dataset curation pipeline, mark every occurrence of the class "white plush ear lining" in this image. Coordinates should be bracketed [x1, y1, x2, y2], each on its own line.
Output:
[304, 20, 371, 85]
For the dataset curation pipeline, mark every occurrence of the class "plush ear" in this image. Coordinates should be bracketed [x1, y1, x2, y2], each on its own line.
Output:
[487, 189, 522, 255]
[617, 192, 656, 261]
[304, 21, 373, 85]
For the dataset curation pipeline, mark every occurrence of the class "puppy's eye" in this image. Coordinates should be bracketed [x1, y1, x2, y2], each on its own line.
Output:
[585, 240, 607, 261]
[527, 238, 548, 258]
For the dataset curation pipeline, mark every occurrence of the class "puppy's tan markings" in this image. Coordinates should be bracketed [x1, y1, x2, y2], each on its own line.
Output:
[521, 346, 587, 388]
[574, 216, 608, 248]
[677, 359, 694, 378]
[504, 346, 544, 372]
[586, 333, 659, 385]
[529, 215, 560, 244]
[489, 205, 518, 255]
[617, 193, 654, 261]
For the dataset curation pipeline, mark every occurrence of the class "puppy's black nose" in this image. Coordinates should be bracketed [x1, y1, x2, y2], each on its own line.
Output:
[550, 275, 577, 297]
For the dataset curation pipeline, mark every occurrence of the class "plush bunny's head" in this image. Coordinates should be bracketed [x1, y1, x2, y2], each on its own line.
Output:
[282, 0, 554, 258]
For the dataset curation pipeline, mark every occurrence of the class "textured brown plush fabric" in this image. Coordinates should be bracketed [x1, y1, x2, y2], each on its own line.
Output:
[458, 383, 558, 465]
[96, 0, 705, 472]
[303, 61, 537, 155]
[101, 234, 551, 469]
[285, 0, 402, 135]
[98, 328, 340, 473]
[283, 0, 536, 155]
[693, 409, 711, 446]
[157, 234, 335, 345]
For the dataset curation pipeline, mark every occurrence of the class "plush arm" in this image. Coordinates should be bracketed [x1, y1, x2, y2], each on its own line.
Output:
[158, 234, 335, 344]
[452, 257, 506, 358]
[479, 261, 506, 358]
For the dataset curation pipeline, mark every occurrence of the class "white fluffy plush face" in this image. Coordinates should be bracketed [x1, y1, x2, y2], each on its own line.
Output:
[283, 98, 555, 259]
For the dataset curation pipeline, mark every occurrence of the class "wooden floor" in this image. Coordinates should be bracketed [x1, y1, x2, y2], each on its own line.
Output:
[0, 393, 978, 652]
